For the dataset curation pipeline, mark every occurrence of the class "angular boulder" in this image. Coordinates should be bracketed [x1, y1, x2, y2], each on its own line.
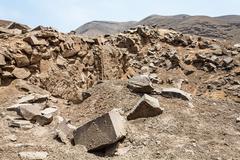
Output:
[127, 94, 164, 120]
[14, 54, 30, 67]
[7, 22, 30, 33]
[30, 51, 42, 64]
[41, 107, 58, 116]
[127, 75, 154, 93]
[0, 54, 6, 66]
[56, 55, 67, 66]
[161, 88, 192, 101]
[18, 103, 42, 121]
[12, 67, 31, 79]
[35, 114, 53, 126]
[55, 117, 76, 144]
[24, 35, 47, 46]
[74, 109, 126, 151]
[35, 107, 58, 126]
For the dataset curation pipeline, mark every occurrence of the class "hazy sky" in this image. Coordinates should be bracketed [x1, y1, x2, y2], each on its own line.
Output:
[0, 0, 239, 32]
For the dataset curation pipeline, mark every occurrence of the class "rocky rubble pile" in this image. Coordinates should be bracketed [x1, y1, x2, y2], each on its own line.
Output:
[0, 25, 239, 103]
[7, 93, 58, 128]
[0, 23, 239, 159]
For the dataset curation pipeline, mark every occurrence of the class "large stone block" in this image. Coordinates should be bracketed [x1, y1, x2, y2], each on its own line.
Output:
[127, 94, 163, 120]
[127, 75, 154, 93]
[74, 109, 126, 151]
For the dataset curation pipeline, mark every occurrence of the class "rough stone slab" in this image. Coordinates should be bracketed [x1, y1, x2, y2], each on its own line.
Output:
[7, 22, 30, 32]
[12, 67, 31, 79]
[223, 56, 233, 65]
[19, 103, 42, 120]
[30, 52, 42, 64]
[18, 151, 48, 160]
[41, 107, 58, 116]
[7, 104, 22, 112]
[9, 120, 33, 130]
[14, 54, 30, 67]
[24, 36, 47, 46]
[35, 114, 53, 126]
[56, 56, 67, 66]
[161, 88, 192, 101]
[0, 54, 6, 66]
[55, 117, 76, 144]
[127, 94, 164, 120]
[127, 75, 154, 93]
[17, 93, 49, 104]
[74, 109, 126, 151]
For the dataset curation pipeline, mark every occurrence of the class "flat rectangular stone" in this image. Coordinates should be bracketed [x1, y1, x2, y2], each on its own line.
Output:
[9, 120, 33, 130]
[161, 88, 192, 101]
[18, 151, 48, 160]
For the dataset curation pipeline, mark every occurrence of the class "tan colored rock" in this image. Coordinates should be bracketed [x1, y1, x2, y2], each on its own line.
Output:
[6, 134, 17, 142]
[74, 109, 126, 151]
[18, 103, 42, 121]
[55, 117, 76, 144]
[82, 51, 94, 66]
[61, 42, 80, 58]
[17, 93, 49, 104]
[12, 67, 31, 79]
[14, 54, 30, 67]
[30, 50, 42, 64]
[18, 152, 48, 160]
[233, 67, 240, 75]
[56, 56, 67, 66]
[21, 44, 33, 55]
[0, 54, 6, 66]
[1, 71, 13, 78]
[24, 35, 48, 46]
[127, 94, 164, 120]
[0, 27, 22, 35]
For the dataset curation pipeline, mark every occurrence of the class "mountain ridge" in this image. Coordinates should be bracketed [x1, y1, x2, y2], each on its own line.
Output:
[75, 14, 240, 42]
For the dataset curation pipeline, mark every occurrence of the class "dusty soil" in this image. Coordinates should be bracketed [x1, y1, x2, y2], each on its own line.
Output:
[0, 80, 240, 160]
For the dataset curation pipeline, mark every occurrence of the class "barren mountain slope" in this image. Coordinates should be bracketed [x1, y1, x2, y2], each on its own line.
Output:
[75, 21, 136, 36]
[75, 15, 240, 42]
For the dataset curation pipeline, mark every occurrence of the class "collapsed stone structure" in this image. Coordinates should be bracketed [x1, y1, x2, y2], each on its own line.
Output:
[0, 25, 239, 104]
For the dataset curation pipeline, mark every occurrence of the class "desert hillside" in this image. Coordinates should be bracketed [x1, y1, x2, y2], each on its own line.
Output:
[75, 15, 240, 42]
[0, 22, 240, 160]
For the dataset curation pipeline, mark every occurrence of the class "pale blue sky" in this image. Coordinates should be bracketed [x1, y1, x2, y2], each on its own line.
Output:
[0, 0, 239, 32]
